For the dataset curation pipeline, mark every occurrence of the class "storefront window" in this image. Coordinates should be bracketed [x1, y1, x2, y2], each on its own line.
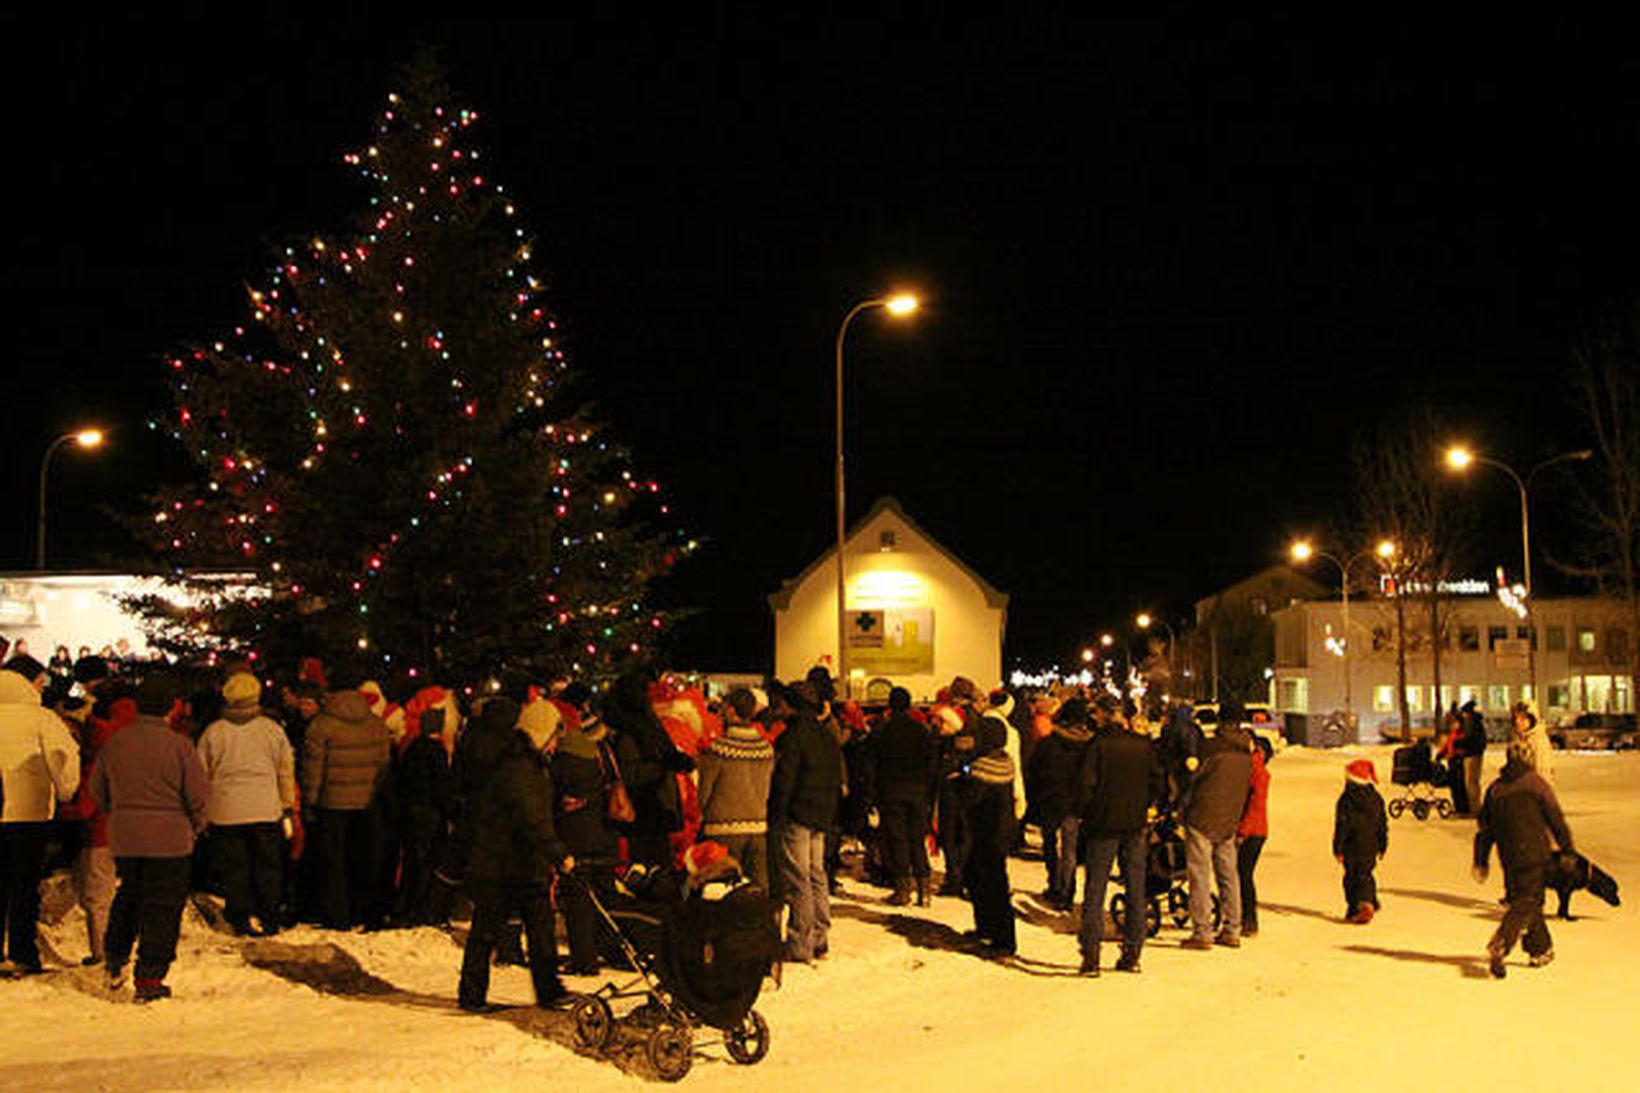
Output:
[1373, 686, 1395, 712]
[1547, 684, 1570, 710]
[1487, 684, 1511, 709]
[1277, 678, 1308, 713]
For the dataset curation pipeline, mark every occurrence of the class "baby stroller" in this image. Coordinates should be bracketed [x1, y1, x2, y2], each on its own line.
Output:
[1109, 810, 1214, 937]
[567, 864, 780, 1082]
[1389, 741, 1454, 820]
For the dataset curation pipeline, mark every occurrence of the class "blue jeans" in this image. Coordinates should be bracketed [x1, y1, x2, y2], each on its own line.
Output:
[776, 823, 830, 961]
[1080, 829, 1147, 964]
[1184, 824, 1241, 942]
[1051, 816, 1081, 904]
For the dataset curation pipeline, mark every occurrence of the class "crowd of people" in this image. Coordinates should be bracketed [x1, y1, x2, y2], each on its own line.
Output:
[0, 647, 1582, 1009]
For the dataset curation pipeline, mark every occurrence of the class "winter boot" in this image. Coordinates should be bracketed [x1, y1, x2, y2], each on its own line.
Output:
[887, 880, 913, 907]
[1529, 948, 1555, 968]
[1487, 943, 1507, 979]
[134, 979, 171, 1003]
[1115, 950, 1141, 973]
[915, 877, 932, 907]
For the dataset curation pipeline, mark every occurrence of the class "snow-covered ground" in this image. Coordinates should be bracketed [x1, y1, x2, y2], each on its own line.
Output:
[4, 744, 1637, 1091]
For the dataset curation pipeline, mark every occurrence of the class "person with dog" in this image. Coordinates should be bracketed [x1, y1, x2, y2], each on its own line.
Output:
[1473, 740, 1575, 978]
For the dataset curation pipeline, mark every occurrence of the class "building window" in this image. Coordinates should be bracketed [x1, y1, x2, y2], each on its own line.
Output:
[1488, 626, 1509, 650]
[878, 530, 897, 551]
[1578, 628, 1597, 653]
[1373, 686, 1395, 713]
[1546, 625, 1567, 652]
[1437, 686, 1455, 712]
[1277, 678, 1308, 713]
[1407, 687, 1424, 712]
[1488, 685, 1511, 709]
[1458, 684, 1481, 708]
[1458, 626, 1480, 651]
[1607, 628, 1629, 666]
[1547, 684, 1571, 710]
[1617, 677, 1633, 714]
[1516, 625, 1536, 650]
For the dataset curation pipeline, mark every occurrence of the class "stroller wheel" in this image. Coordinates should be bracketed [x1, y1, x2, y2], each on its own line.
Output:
[1411, 800, 1431, 821]
[1167, 886, 1191, 928]
[1436, 799, 1455, 819]
[571, 995, 615, 1053]
[1388, 798, 1406, 819]
[647, 1024, 694, 1082]
[1109, 893, 1127, 930]
[725, 1010, 771, 1065]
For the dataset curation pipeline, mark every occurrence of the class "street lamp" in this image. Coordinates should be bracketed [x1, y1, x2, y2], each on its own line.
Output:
[1288, 537, 1397, 715]
[834, 293, 919, 697]
[38, 429, 105, 569]
[1444, 444, 1592, 702]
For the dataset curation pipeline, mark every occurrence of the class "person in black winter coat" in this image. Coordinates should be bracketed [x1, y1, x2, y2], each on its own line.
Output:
[866, 687, 938, 906]
[954, 678, 1017, 957]
[1473, 743, 1574, 977]
[1077, 697, 1163, 974]
[768, 680, 842, 963]
[549, 688, 619, 975]
[1026, 697, 1093, 910]
[393, 708, 456, 926]
[457, 700, 574, 1012]
[603, 669, 693, 867]
[1332, 759, 1388, 923]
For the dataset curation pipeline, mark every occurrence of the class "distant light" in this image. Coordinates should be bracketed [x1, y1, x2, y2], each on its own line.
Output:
[1289, 539, 1314, 563]
[1445, 446, 1474, 471]
[1099, 633, 1115, 648]
[74, 429, 104, 448]
[1376, 540, 1397, 559]
[884, 294, 919, 316]
[1136, 613, 1153, 629]
[1081, 648, 1095, 663]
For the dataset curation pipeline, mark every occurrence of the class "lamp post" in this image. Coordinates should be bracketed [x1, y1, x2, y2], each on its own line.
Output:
[1290, 538, 1397, 717]
[834, 293, 919, 698]
[1136, 612, 1176, 694]
[1444, 445, 1593, 704]
[38, 429, 105, 569]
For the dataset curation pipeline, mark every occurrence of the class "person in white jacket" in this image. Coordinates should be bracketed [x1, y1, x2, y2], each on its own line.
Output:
[0, 658, 81, 971]
[1510, 699, 1555, 787]
[197, 672, 295, 936]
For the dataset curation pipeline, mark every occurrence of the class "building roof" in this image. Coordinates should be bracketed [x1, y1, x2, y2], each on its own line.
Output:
[767, 496, 1009, 612]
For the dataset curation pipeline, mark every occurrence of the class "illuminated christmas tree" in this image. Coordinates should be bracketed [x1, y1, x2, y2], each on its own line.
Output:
[132, 58, 688, 684]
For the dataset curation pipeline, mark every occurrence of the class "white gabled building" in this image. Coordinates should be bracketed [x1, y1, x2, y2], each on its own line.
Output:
[768, 497, 1008, 703]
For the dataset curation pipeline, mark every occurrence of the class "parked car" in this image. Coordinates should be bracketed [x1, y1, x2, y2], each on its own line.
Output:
[1193, 701, 1286, 751]
[1550, 713, 1640, 751]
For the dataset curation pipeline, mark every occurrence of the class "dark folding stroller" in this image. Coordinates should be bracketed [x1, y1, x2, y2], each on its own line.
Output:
[1108, 810, 1209, 937]
[568, 865, 780, 1082]
[1389, 741, 1454, 820]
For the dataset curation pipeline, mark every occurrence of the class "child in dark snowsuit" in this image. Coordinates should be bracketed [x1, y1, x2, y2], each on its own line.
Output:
[1332, 759, 1388, 923]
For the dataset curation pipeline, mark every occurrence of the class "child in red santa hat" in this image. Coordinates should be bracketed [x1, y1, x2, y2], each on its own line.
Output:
[1332, 758, 1388, 923]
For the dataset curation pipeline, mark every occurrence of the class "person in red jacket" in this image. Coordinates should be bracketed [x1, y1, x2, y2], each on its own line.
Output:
[1236, 737, 1272, 937]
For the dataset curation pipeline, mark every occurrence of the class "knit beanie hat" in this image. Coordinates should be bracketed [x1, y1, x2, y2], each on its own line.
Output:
[684, 840, 729, 877]
[222, 672, 261, 709]
[1345, 758, 1378, 785]
[517, 697, 564, 752]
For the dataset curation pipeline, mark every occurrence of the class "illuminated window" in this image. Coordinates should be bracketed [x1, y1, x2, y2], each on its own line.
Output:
[1458, 684, 1481, 708]
[1577, 628, 1597, 653]
[1373, 686, 1395, 712]
[1547, 684, 1570, 709]
[1488, 685, 1511, 709]
[1277, 678, 1308, 713]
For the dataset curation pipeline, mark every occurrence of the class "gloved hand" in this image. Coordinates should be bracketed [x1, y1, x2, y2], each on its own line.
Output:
[1472, 864, 1489, 885]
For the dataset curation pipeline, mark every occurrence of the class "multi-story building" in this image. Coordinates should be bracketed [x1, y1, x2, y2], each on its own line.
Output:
[1272, 590, 1635, 738]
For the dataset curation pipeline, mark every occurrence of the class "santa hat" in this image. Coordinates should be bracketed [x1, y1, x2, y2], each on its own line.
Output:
[1346, 759, 1378, 785]
[358, 680, 388, 717]
[935, 706, 965, 735]
[683, 840, 729, 877]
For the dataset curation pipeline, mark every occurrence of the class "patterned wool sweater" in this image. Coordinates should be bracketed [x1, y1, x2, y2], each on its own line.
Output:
[696, 724, 776, 837]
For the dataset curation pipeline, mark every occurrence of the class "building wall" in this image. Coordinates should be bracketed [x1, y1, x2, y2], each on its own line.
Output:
[1272, 595, 1635, 734]
[772, 507, 1004, 701]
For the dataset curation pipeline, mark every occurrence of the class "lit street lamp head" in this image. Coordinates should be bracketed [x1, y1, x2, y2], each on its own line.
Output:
[1289, 539, 1314, 563]
[1376, 539, 1397, 559]
[1135, 613, 1153, 629]
[1445, 446, 1474, 471]
[884, 293, 919, 316]
[75, 429, 105, 448]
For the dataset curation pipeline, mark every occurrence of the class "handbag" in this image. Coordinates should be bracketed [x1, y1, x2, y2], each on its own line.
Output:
[604, 745, 638, 824]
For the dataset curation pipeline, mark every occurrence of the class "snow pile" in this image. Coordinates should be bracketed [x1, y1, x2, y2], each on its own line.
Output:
[3, 745, 1637, 1090]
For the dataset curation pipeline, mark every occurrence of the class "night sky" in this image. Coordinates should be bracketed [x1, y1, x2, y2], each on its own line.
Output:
[6, 14, 1638, 673]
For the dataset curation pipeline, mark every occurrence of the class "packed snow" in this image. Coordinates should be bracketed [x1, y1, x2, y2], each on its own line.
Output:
[3, 743, 1637, 1091]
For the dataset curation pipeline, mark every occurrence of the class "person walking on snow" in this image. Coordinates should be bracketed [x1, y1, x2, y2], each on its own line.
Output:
[1333, 758, 1388, 923]
[1180, 697, 1253, 950]
[1473, 741, 1574, 978]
